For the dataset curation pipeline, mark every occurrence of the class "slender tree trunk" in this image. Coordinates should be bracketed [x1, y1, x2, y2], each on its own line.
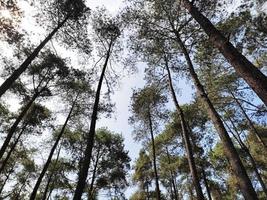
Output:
[165, 57, 205, 200]
[229, 90, 267, 148]
[173, 32, 258, 200]
[148, 112, 161, 200]
[30, 96, 77, 200]
[0, 90, 41, 160]
[201, 167, 212, 200]
[73, 42, 112, 200]
[0, 124, 27, 174]
[0, 16, 70, 98]
[41, 147, 61, 200]
[0, 166, 13, 194]
[181, 0, 267, 105]
[166, 147, 179, 200]
[88, 147, 101, 199]
[226, 117, 267, 198]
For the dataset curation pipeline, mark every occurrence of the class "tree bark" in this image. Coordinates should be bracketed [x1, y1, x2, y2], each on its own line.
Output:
[148, 112, 161, 200]
[0, 15, 69, 98]
[181, 0, 267, 105]
[165, 57, 205, 200]
[0, 90, 41, 160]
[0, 124, 27, 174]
[174, 32, 258, 200]
[30, 95, 77, 200]
[73, 42, 112, 200]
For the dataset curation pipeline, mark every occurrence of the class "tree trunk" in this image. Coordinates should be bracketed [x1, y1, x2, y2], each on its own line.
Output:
[73, 42, 112, 200]
[0, 90, 41, 160]
[174, 32, 258, 200]
[88, 147, 101, 199]
[181, 0, 267, 105]
[201, 166, 212, 200]
[165, 57, 205, 200]
[226, 117, 267, 198]
[229, 90, 267, 149]
[0, 124, 27, 174]
[30, 96, 77, 200]
[0, 16, 69, 98]
[166, 147, 179, 200]
[41, 147, 61, 200]
[148, 112, 161, 200]
[0, 166, 13, 194]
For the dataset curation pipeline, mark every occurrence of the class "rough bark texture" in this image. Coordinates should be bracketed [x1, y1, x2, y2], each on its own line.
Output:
[181, 0, 267, 105]
[165, 58, 205, 200]
[148, 112, 161, 200]
[174, 32, 258, 199]
[0, 16, 69, 98]
[30, 97, 77, 200]
[73, 43, 112, 200]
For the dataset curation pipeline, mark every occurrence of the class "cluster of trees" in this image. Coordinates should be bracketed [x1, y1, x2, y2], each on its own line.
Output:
[0, 0, 266, 199]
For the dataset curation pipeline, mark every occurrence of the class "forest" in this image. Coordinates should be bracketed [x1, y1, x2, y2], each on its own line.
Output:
[0, 0, 267, 199]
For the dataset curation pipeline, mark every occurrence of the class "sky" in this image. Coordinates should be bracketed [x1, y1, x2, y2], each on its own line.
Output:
[3, 0, 265, 199]
[0, 0, 194, 199]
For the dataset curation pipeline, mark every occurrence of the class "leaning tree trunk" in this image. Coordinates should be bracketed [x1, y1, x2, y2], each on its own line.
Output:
[73, 42, 112, 200]
[229, 90, 267, 149]
[88, 147, 101, 199]
[181, 0, 267, 105]
[148, 112, 161, 200]
[0, 124, 27, 174]
[30, 96, 77, 200]
[0, 89, 42, 160]
[226, 117, 267, 198]
[201, 166, 212, 200]
[0, 15, 70, 98]
[165, 57, 205, 200]
[166, 147, 179, 200]
[174, 32, 258, 200]
[41, 146, 61, 200]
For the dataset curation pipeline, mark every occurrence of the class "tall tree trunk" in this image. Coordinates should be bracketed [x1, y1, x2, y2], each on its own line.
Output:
[0, 124, 27, 174]
[229, 90, 267, 148]
[88, 147, 101, 199]
[30, 96, 77, 200]
[201, 166, 212, 200]
[174, 32, 258, 200]
[181, 0, 267, 105]
[73, 42, 112, 200]
[41, 146, 61, 200]
[148, 112, 161, 200]
[226, 117, 267, 198]
[165, 57, 205, 200]
[0, 16, 69, 98]
[0, 90, 42, 160]
[166, 147, 179, 200]
[0, 166, 14, 194]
